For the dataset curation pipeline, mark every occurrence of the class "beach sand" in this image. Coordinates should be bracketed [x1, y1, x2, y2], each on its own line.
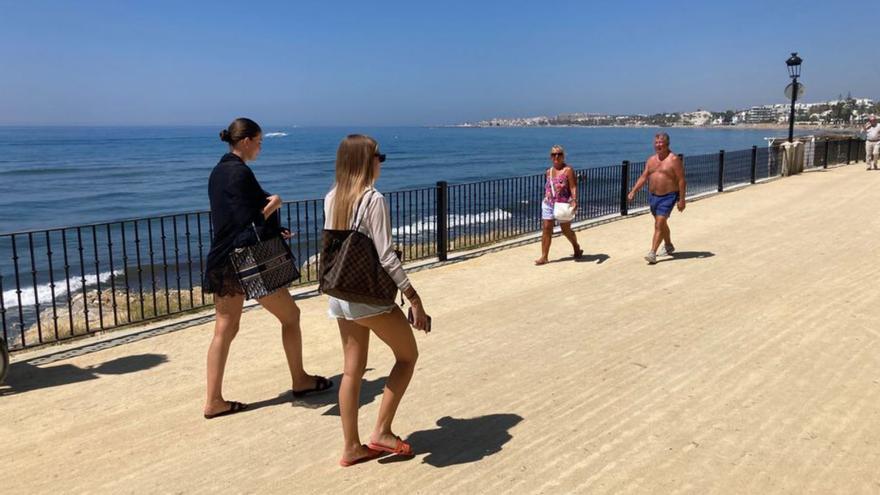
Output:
[2, 163, 879, 494]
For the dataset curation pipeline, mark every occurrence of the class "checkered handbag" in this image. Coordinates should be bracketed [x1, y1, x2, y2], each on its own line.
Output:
[229, 223, 300, 300]
[319, 191, 398, 305]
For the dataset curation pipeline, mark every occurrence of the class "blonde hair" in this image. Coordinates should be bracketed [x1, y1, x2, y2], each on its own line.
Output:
[550, 144, 565, 155]
[330, 134, 380, 230]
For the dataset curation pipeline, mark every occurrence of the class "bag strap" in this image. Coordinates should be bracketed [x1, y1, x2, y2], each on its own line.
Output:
[249, 222, 262, 243]
[547, 168, 557, 199]
[352, 189, 375, 232]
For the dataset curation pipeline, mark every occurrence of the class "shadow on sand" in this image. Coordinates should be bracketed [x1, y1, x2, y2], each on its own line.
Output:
[546, 253, 610, 264]
[245, 370, 386, 416]
[0, 353, 168, 396]
[379, 413, 523, 467]
[657, 250, 715, 263]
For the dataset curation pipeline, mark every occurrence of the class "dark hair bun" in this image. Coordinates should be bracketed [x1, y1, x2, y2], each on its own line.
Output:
[219, 129, 231, 143]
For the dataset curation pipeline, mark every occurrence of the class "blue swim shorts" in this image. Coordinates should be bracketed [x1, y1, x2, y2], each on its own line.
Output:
[648, 191, 679, 217]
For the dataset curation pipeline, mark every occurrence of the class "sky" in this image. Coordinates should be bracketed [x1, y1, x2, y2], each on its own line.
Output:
[0, 0, 876, 126]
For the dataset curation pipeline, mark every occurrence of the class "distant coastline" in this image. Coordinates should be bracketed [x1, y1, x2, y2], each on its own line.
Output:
[446, 123, 862, 134]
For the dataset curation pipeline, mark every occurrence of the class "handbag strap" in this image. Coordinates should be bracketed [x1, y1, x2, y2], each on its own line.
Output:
[249, 222, 262, 243]
[547, 168, 557, 199]
[352, 189, 375, 232]
[248, 209, 282, 244]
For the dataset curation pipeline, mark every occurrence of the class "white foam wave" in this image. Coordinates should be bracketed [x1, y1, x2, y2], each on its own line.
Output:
[391, 209, 513, 236]
[2, 270, 122, 310]
[264, 132, 288, 138]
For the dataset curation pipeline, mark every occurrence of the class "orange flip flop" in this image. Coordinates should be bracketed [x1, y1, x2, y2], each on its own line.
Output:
[339, 446, 383, 467]
[367, 436, 413, 456]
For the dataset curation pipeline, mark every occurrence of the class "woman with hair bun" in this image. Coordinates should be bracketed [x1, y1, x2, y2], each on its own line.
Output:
[202, 117, 332, 419]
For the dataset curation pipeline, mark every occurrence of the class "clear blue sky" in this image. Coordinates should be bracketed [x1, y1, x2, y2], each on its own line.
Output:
[1, 0, 876, 126]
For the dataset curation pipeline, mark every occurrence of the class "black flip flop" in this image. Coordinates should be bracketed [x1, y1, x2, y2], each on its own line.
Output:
[291, 376, 334, 398]
[204, 401, 248, 419]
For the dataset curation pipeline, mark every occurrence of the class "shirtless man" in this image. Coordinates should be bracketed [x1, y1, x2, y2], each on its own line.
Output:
[627, 132, 686, 264]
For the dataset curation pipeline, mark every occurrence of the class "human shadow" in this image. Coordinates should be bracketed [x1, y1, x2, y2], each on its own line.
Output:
[657, 251, 715, 263]
[0, 353, 168, 396]
[380, 413, 523, 467]
[246, 370, 386, 416]
[575, 253, 610, 264]
[548, 253, 610, 264]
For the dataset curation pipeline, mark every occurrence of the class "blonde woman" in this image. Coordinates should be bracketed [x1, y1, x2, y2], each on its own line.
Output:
[324, 134, 430, 467]
[535, 145, 582, 265]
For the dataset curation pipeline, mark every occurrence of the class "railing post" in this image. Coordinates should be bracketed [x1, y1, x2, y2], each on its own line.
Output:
[846, 138, 852, 164]
[620, 160, 630, 216]
[823, 139, 829, 169]
[717, 149, 725, 192]
[750, 145, 757, 183]
[436, 181, 448, 262]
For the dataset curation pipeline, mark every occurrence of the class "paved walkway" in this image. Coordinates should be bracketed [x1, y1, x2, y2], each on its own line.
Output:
[3, 164, 879, 494]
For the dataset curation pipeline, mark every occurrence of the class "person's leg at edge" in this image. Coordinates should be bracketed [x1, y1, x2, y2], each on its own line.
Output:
[535, 220, 554, 265]
[559, 222, 582, 257]
[661, 216, 673, 251]
[205, 293, 245, 416]
[337, 318, 375, 463]
[871, 142, 880, 169]
[652, 215, 668, 254]
[358, 308, 418, 451]
[258, 289, 322, 391]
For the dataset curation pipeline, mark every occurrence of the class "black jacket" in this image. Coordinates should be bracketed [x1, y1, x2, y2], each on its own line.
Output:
[204, 153, 280, 281]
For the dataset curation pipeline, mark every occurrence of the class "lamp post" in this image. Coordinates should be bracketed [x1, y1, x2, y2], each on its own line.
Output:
[786, 52, 802, 142]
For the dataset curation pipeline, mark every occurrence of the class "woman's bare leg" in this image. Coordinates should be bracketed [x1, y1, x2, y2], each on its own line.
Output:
[337, 318, 374, 462]
[559, 222, 581, 256]
[205, 293, 244, 415]
[258, 289, 319, 391]
[535, 220, 554, 265]
[356, 308, 419, 449]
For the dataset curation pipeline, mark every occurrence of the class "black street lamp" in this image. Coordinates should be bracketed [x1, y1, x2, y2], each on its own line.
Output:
[786, 52, 803, 142]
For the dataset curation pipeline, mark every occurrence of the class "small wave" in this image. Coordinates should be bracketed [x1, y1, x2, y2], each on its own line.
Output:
[391, 209, 513, 236]
[264, 132, 288, 138]
[2, 270, 122, 309]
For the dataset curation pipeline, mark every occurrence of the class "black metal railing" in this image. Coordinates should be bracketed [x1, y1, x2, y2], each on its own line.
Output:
[0, 138, 863, 352]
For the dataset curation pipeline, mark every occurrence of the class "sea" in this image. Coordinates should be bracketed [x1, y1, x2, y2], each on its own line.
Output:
[0, 125, 799, 340]
[0, 125, 797, 234]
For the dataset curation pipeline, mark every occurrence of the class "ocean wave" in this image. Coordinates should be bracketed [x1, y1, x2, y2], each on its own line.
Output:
[2, 270, 122, 309]
[391, 209, 513, 236]
[264, 132, 288, 138]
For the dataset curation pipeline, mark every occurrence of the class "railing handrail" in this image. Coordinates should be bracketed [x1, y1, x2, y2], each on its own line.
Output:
[0, 137, 865, 352]
[2, 142, 809, 237]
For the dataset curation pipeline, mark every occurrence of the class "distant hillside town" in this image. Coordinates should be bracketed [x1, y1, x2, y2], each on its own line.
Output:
[461, 95, 878, 128]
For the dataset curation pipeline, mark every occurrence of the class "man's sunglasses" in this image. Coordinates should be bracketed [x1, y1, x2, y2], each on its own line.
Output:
[375, 153, 386, 163]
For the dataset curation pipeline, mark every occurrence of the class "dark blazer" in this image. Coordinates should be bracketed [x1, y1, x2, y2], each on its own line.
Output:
[203, 153, 280, 289]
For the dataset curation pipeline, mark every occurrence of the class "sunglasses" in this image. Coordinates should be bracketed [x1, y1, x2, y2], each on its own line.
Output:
[550, 152, 564, 157]
[375, 152, 386, 163]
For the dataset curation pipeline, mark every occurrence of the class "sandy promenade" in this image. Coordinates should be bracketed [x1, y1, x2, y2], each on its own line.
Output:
[2, 163, 879, 494]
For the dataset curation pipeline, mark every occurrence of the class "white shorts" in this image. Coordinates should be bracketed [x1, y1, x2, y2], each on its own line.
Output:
[328, 296, 396, 321]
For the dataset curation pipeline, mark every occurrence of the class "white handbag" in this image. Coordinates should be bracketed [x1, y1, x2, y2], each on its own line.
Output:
[548, 170, 576, 222]
[553, 202, 575, 222]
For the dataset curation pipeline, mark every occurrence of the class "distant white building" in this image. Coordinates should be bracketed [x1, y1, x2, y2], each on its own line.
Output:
[681, 110, 713, 126]
[745, 106, 776, 124]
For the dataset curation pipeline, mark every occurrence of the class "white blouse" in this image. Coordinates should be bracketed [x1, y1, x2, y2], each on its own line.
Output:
[323, 186, 411, 291]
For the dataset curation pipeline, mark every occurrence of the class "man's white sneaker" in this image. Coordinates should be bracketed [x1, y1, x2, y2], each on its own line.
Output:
[644, 251, 657, 264]
[658, 244, 675, 256]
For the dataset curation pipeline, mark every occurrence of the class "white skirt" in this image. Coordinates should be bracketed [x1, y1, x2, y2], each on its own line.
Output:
[327, 296, 396, 321]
